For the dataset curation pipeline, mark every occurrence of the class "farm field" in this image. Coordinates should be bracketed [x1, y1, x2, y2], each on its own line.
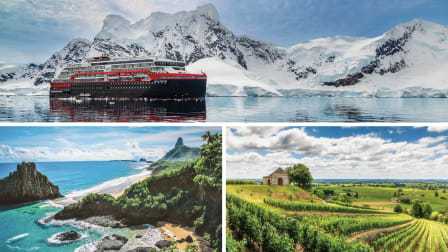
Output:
[226, 183, 448, 252]
[314, 184, 448, 212]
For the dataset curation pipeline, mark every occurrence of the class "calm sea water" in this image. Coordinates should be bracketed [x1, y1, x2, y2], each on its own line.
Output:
[1, 95, 448, 122]
[0, 161, 146, 251]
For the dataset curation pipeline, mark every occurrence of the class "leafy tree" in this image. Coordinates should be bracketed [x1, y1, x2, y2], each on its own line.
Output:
[400, 198, 411, 204]
[193, 131, 222, 188]
[435, 191, 439, 197]
[422, 203, 432, 219]
[313, 189, 325, 199]
[323, 189, 335, 196]
[286, 163, 313, 190]
[338, 194, 352, 204]
[394, 205, 403, 213]
[411, 201, 423, 218]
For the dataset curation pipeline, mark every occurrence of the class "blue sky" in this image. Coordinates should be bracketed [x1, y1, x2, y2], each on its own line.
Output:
[1, 0, 447, 64]
[0, 126, 220, 162]
[227, 126, 448, 180]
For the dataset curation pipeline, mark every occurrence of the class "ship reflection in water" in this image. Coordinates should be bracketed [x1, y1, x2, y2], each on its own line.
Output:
[49, 98, 206, 122]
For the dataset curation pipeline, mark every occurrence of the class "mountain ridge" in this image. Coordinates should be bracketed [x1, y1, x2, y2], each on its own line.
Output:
[1, 5, 447, 97]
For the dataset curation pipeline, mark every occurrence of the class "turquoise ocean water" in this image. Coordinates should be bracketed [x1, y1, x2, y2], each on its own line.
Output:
[0, 161, 147, 251]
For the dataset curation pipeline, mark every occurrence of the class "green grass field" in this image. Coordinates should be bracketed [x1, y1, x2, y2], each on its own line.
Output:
[315, 184, 448, 212]
[227, 184, 321, 203]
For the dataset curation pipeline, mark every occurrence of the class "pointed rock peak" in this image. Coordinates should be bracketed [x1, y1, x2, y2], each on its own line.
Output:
[175, 137, 184, 147]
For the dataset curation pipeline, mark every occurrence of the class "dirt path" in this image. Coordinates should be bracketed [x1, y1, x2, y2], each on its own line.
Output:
[434, 225, 440, 252]
[348, 219, 416, 242]
[352, 201, 395, 211]
[427, 228, 433, 252]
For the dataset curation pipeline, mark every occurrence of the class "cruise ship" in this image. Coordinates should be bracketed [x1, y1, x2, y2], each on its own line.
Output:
[50, 54, 207, 98]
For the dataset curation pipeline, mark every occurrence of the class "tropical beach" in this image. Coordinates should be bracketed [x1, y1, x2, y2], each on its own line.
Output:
[0, 127, 222, 251]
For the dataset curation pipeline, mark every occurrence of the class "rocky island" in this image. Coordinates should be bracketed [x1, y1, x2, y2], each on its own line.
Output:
[0, 162, 62, 204]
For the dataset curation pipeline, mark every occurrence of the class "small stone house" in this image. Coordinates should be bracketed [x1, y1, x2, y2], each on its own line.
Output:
[263, 168, 290, 185]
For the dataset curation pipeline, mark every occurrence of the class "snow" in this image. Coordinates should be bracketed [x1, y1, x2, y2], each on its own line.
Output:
[0, 62, 15, 70]
[0, 78, 49, 96]
[187, 57, 282, 96]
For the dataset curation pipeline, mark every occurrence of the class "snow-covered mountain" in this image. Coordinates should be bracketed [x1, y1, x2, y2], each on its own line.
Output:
[1, 4, 447, 97]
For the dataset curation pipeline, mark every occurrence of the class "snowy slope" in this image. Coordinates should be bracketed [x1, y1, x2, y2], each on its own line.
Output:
[1, 3, 447, 97]
[0, 39, 91, 95]
[0, 62, 15, 70]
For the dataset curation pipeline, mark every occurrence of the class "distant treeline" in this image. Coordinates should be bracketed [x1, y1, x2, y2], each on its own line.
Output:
[227, 179, 259, 185]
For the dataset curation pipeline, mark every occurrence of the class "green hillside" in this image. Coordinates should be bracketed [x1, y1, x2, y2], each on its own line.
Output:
[227, 181, 448, 252]
[314, 184, 448, 212]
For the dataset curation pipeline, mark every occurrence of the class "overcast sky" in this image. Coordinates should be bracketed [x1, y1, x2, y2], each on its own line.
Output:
[1, 0, 448, 64]
[0, 126, 219, 162]
[226, 126, 448, 180]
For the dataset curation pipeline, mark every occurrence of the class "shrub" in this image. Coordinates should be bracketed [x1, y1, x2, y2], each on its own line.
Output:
[394, 205, 403, 213]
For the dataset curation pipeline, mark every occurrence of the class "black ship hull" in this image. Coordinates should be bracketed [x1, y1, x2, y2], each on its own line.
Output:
[50, 79, 206, 99]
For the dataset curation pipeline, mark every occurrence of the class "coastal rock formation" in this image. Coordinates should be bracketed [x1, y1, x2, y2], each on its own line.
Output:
[96, 234, 128, 251]
[54, 231, 81, 242]
[0, 162, 62, 204]
[54, 194, 120, 221]
[155, 240, 173, 249]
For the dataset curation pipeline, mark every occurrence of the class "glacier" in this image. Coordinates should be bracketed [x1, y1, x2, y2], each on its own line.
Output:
[1, 4, 447, 98]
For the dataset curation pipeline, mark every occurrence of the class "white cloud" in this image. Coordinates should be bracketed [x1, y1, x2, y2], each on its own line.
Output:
[1, 0, 205, 38]
[427, 126, 448, 133]
[226, 127, 448, 179]
[0, 143, 166, 162]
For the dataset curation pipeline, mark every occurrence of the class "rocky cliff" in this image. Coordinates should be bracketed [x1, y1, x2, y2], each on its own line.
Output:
[0, 162, 62, 204]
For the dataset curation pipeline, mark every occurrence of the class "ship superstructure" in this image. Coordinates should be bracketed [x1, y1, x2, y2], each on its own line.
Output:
[50, 54, 206, 98]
